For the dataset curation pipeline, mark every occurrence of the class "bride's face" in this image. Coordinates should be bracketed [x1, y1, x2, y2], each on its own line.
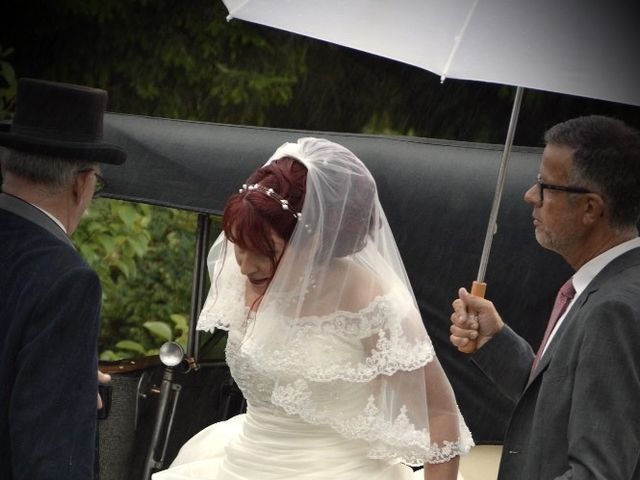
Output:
[234, 230, 286, 296]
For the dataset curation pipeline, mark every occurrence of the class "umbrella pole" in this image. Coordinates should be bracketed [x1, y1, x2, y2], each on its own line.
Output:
[475, 85, 524, 286]
[463, 86, 524, 351]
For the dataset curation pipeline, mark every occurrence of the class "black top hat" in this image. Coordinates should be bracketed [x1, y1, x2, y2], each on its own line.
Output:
[0, 78, 126, 164]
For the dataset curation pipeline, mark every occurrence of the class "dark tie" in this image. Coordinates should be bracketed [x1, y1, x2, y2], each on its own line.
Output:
[530, 278, 576, 376]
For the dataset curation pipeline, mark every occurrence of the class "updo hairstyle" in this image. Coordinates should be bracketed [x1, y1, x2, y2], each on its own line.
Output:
[222, 156, 307, 268]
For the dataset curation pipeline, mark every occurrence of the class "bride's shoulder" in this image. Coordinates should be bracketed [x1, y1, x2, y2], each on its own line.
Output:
[333, 260, 385, 312]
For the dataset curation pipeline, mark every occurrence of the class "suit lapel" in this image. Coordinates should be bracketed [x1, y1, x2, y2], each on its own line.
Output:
[526, 246, 640, 386]
[527, 301, 582, 384]
[0, 193, 74, 248]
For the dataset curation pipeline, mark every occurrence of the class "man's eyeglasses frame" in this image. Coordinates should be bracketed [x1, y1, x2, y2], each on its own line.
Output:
[535, 174, 592, 204]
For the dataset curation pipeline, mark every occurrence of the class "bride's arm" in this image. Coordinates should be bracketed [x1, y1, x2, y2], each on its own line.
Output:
[423, 360, 465, 480]
[424, 456, 460, 480]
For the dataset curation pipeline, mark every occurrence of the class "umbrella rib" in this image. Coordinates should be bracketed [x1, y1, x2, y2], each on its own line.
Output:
[441, 0, 479, 82]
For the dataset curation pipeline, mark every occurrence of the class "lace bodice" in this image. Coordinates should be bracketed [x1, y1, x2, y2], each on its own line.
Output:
[225, 299, 405, 409]
[216, 294, 473, 466]
[225, 324, 276, 408]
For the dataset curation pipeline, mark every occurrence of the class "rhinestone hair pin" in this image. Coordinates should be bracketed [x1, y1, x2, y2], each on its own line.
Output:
[239, 183, 301, 220]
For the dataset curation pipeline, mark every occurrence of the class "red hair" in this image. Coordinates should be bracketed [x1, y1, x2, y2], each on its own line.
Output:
[223, 157, 307, 268]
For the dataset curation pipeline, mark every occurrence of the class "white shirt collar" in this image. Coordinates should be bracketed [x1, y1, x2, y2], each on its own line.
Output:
[543, 236, 640, 356]
[572, 237, 640, 296]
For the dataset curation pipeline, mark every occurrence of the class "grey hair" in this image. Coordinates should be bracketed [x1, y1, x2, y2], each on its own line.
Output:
[544, 115, 640, 229]
[0, 148, 94, 192]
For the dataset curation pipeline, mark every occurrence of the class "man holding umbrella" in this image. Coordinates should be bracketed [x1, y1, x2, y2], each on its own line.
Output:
[450, 115, 640, 479]
[0, 78, 126, 479]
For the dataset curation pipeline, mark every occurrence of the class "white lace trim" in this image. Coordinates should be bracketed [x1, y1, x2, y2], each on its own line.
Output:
[229, 291, 434, 382]
[289, 290, 412, 338]
[271, 380, 474, 466]
[244, 325, 434, 383]
[199, 284, 413, 334]
[197, 272, 245, 332]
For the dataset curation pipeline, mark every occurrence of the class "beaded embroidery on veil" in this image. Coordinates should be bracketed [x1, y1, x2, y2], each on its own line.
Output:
[198, 138, 473, 465]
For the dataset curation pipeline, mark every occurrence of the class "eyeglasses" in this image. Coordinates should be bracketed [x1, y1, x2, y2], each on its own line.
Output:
[77, 168, 107, 198]
[535, 174, 592, 204]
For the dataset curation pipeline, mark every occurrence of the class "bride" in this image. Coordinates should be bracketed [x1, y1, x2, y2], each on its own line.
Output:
[153, 138, 473, 479]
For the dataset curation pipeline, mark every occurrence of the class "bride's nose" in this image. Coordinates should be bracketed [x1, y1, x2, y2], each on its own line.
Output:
[238, 253, 259, 276]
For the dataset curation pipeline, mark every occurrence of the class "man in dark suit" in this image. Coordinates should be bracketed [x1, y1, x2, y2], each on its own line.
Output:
[450, 115, 640, 479]
[0, 78, 126, 479]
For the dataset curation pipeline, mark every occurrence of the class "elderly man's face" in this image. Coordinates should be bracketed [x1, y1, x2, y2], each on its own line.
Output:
[524, 144, 587, 261]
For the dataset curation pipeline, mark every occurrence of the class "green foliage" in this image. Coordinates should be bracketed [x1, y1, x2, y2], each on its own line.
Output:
[74, 199, 151, 284]
[143, 321, 174, 343]
[3, 0, 306, 124]
[73, 199, 198, 360]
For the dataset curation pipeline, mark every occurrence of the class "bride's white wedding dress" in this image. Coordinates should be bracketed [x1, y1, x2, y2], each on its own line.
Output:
[154, 137, 473, 480]
[154, 308, 467, 480]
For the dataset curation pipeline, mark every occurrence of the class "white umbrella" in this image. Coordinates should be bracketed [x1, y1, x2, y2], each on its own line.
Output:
[221, 0, 640, 298]
[223, 0, 639, 106]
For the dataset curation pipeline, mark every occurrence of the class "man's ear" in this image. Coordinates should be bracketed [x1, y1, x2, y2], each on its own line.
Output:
[582, 192, 605, 226]
[71, 170, 91, 205]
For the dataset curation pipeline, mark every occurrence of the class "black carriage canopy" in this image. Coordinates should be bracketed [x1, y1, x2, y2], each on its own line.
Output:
[100, 113, 571, 444]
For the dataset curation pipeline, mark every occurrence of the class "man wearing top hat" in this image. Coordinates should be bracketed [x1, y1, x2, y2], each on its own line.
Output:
[0, 78, 127, 479]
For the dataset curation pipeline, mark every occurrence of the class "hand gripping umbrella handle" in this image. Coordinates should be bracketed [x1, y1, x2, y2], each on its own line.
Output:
[457, 280, 486, 354]
[457, 87, 523, 354]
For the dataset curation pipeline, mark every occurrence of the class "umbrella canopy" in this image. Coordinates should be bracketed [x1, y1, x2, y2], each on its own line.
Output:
[223, 0, 640, 106]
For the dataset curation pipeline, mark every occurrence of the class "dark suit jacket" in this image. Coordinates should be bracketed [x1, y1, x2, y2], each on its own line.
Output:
[473, 246, 640, 480]
[0, 194, 101, 480]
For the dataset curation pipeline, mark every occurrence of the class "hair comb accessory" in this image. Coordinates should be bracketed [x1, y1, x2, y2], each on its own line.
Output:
[239, 183, 301, 220]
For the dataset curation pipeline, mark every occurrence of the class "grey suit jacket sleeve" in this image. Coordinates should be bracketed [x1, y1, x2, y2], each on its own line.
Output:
[470, 325, 534, 404]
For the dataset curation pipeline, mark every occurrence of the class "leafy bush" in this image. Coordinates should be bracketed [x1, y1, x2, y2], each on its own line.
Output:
[73, 198, 204, 360]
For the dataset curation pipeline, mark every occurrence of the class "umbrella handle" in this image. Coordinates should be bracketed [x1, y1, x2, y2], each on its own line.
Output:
[470, 280, 486, 297]
[457, 281, 486, 353]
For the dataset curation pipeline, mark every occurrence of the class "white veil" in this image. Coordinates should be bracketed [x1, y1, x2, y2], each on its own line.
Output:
[198, 137, 473, 465]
